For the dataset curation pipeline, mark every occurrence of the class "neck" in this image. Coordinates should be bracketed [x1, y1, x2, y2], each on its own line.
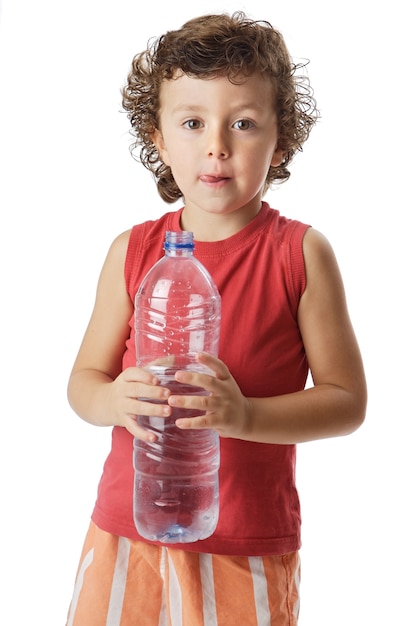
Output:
[180, 202, 263, 242]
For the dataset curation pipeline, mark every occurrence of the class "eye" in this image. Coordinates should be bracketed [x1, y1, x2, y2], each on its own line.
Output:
[183, 119, 202, 130]
[233, 119, 254, 131]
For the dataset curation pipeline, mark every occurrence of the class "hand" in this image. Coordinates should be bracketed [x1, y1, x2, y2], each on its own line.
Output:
[108, 367, 171, 441]
[169, 353, 251, 438]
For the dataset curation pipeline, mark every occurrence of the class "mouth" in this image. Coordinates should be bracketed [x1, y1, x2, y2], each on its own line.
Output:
[199, 174, 230, 185]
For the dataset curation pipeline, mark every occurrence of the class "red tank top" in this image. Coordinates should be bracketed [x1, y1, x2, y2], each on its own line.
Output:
[92, 202, 310, 555]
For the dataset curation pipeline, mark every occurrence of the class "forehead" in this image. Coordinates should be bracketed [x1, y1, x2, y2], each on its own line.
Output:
[158, 72, 276, 108]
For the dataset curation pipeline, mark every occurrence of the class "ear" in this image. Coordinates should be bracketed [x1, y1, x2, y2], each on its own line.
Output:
[152, 129, 171, 166]
[270, 145, 285, 167]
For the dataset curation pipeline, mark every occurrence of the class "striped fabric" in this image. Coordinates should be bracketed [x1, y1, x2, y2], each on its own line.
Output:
[66, 522, 300, 626]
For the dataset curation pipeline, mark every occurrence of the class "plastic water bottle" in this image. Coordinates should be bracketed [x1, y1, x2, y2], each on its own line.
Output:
[133, 231, 221, 543]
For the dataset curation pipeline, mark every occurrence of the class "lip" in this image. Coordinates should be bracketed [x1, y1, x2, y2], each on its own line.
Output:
[199, 174, 230, 185]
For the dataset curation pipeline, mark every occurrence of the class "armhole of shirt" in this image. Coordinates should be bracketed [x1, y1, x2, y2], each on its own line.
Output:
[124, 224, 148, 300]
[288, 221, 310, 311]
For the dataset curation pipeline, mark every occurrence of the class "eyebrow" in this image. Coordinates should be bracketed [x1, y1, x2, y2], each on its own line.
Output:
[171, 101, 268, 115]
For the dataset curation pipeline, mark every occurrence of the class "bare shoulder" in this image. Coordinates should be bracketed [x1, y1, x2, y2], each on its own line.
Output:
[96, 228, 133, 282]
[93, 228, 133, 306]
[302, 227, 338, 264]
[105, 228, 133, 264]
[301, 227, 344, 293]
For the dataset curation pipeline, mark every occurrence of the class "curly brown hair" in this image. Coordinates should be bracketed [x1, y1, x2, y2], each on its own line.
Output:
[121, 11, 319, 203]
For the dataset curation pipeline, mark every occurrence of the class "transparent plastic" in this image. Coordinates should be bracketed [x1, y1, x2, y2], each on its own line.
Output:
[133, 231, 221, 543]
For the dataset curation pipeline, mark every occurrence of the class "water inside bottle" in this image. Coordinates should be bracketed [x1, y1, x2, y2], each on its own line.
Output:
[133, 370, 220, 543]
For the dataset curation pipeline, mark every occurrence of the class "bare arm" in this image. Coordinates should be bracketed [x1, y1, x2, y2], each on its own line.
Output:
[67, 230, 171, 441]
[171, 228, 367, 443]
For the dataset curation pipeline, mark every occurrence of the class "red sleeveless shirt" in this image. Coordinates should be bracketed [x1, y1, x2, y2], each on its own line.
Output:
[92, 202, 310, 556]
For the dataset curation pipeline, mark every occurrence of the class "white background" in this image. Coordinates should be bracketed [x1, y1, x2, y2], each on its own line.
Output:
[0, 0, 414, 624]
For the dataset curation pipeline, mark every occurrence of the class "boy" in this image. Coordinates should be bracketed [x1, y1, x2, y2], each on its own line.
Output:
[66, 12, 366, 626]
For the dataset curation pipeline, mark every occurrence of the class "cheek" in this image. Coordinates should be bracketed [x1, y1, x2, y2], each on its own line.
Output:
[168, 153, 192, 185]
[169, 146, 193, 169]
[160, 136, 187, 169]
[245, 149, 273, 176]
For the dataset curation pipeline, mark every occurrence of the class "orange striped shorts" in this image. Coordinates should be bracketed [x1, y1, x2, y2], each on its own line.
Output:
[66, 522, 300, 626]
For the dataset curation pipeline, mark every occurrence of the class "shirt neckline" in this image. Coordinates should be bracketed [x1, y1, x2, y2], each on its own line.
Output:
[167, 202, 275, 258]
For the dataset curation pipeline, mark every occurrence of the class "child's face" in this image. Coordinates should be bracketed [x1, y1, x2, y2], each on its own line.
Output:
[153, 72, 284, 220]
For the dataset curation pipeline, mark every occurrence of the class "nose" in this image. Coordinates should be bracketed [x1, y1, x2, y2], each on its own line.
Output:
[207, 125, 229, 159]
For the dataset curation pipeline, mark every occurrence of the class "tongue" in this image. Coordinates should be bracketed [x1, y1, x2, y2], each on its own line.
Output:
[201, 175, 225, 183]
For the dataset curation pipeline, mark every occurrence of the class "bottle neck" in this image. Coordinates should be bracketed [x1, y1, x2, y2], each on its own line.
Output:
[164, 231, 194, 257]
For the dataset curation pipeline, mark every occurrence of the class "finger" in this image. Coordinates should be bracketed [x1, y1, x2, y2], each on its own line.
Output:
[130, 382, 171, 402]
[125, 416, 159, 443]
[123, 366, 159, 386]
[134, 397, 171, 418]
[168, 392, 211, 412]
[175, 414, 212, 430]
[173, 369, 214, 393]
[196, 352, 230, 380]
